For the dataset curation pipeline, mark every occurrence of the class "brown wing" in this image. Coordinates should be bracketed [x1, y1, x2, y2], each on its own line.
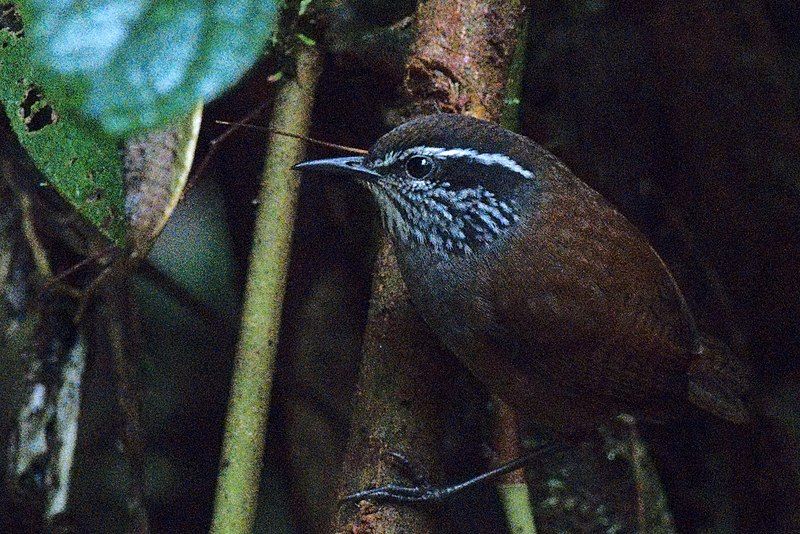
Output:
[489, 158, 737, 422]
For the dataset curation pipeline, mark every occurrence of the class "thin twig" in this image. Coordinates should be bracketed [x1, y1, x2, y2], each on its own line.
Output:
[214, 120, 369, 155]
[210, 44, 323, 534]
[191, 99, 273, 184]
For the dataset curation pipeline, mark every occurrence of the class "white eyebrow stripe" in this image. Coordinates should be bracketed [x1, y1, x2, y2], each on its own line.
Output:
[374, 146, 534, 179]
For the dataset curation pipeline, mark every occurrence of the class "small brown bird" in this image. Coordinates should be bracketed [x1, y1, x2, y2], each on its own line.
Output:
[295, 113, 750, 502]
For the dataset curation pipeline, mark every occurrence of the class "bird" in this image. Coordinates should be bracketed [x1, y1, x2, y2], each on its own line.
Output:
[294, 113, 750, 503]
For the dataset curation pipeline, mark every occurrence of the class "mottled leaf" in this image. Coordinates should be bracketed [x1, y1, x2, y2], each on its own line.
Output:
[1, 2, 127, 243]
[1, 3, 203, 246]
[123, 102, 202, 258]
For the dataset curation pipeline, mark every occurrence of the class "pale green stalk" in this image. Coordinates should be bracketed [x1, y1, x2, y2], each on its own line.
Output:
[210, 44, 322, 534]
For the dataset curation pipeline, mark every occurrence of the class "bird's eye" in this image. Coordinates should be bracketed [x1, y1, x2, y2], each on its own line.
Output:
[405, 155, 434, 180]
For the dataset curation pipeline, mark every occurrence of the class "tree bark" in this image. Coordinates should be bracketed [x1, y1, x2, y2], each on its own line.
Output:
[332, 1, 525, 532]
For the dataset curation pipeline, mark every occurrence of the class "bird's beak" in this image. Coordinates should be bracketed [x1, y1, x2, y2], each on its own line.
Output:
[292, 156, 380, 180]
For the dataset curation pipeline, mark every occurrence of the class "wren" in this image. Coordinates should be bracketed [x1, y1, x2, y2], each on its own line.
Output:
[295, 113, 750, 503]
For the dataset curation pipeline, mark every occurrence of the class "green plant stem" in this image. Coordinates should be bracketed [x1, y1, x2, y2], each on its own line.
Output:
[500, 14, 528, 132]
[497, 483, 537, 534]
[492, 399, 536, 534]
[210, 44, 322, 534]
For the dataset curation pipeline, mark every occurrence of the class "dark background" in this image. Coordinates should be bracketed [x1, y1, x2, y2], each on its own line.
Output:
[2, 0, 799, 532]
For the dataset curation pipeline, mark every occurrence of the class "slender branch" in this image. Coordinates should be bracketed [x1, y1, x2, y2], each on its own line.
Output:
[210, 43, 323, 534]
[607, 416, 676, 533]
[493, 15, 537, 534]
[191, 99, 274, 185]
[332, 241, 449, 533]
[214, 121, 368, 155]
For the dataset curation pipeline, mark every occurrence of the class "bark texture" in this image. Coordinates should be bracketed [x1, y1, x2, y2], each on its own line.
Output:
[405, 0, 524, 121]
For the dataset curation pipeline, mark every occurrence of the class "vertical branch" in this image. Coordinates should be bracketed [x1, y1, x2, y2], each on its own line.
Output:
[95, 283, 150, 534]
[596, 417, 676, 533]
[492, 401, 537, 534]
[404, 0, 524, 121]
[332, 0, 524, 531]
[332, 245, 450, 533]
[211, 43, 323, 534]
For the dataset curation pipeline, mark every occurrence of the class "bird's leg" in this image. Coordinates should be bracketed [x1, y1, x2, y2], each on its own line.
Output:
[341, 445, 553, 506]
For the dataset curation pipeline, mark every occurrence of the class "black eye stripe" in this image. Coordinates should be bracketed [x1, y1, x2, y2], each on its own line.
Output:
[432, 159, 510, 190]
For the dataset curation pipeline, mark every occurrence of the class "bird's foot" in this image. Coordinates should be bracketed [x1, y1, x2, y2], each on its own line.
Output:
[341, 483, 451, 505]
[341, 446, 544, 506]
[341, 450, 447, 505]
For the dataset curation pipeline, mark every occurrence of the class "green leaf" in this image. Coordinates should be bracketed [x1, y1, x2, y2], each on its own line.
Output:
[1, 3, 126, 243]
[2, 4, 203, 246]
[23, 0, 278, 136]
